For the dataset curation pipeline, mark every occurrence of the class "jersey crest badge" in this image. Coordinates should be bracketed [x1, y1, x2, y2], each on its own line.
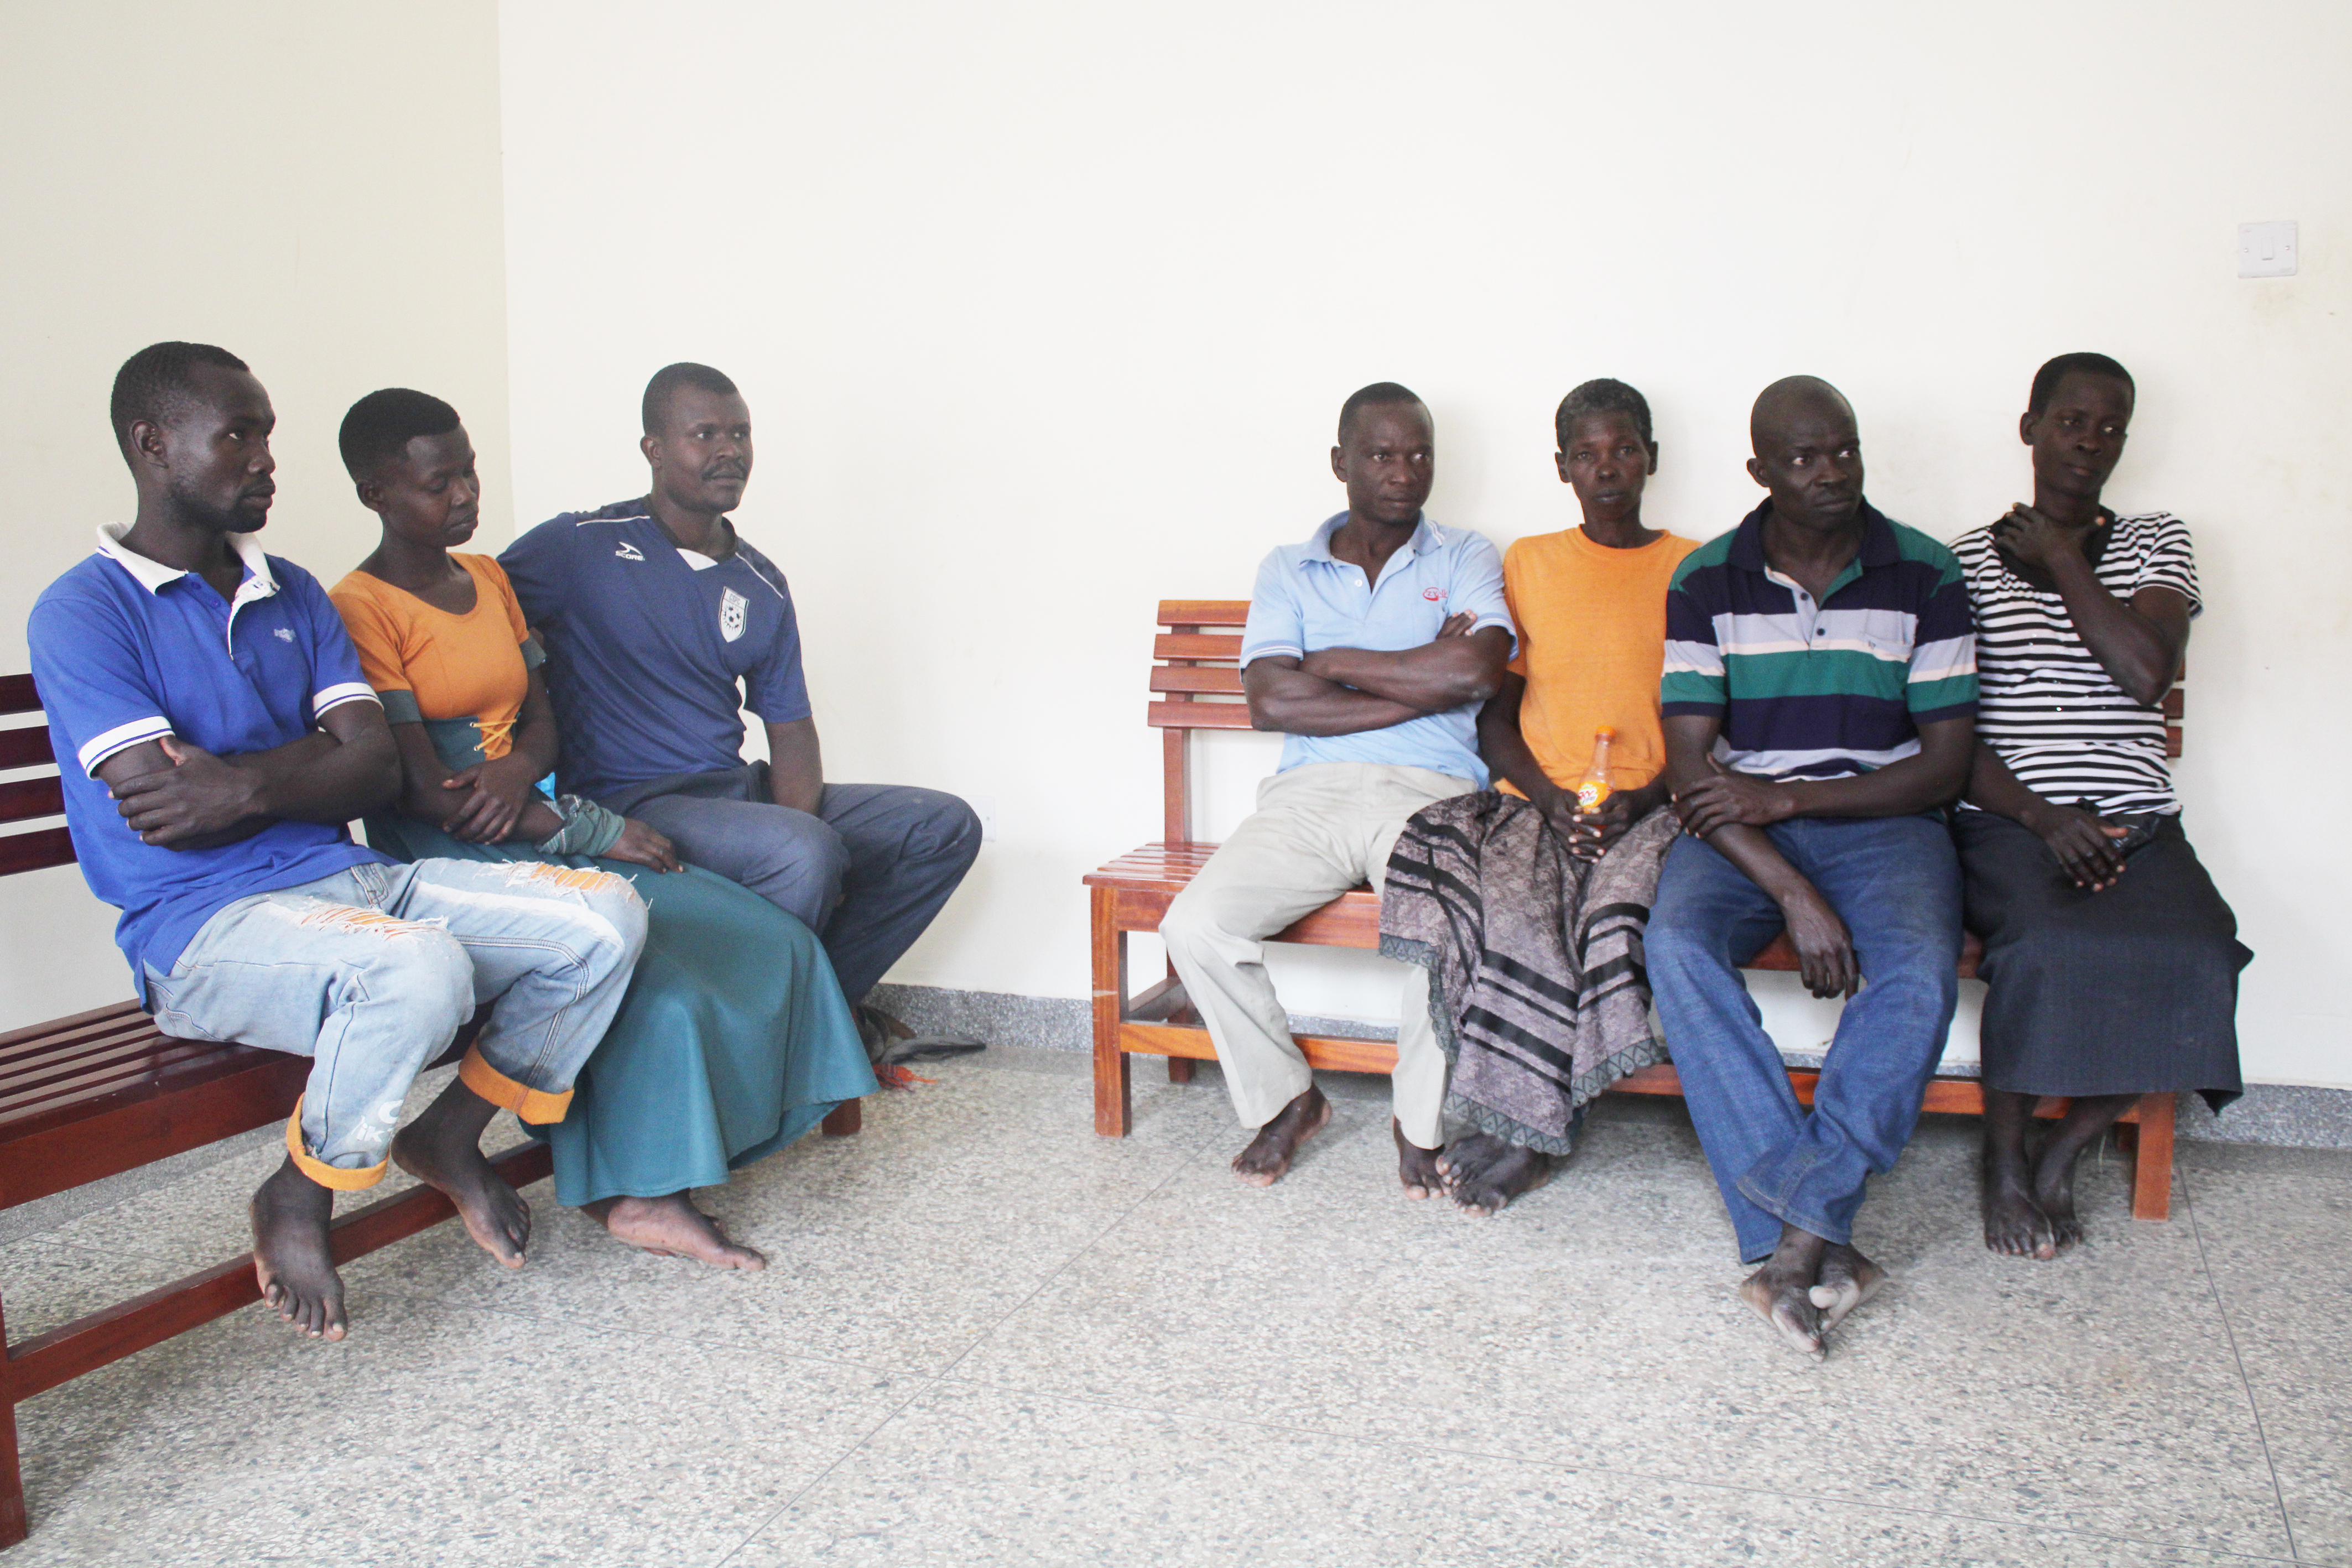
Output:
[615, 541, 645, 562]
[720, 587, 748, 643]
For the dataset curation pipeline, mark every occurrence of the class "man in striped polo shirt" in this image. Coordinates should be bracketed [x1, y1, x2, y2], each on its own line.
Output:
[1647, 376, 1977, 1358]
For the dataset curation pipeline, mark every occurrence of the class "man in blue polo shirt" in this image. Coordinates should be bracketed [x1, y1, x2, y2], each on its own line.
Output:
[28, 342, 647, 1343]
[1158, 383, 1513, 1195]
[1649, 376, 1978, 1358]
[501, 363, 980, 1034]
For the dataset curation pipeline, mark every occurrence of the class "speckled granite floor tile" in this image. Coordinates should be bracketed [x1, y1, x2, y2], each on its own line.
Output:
[2179, 1158, 2352, 1564]
[424, 1050, 1226, 1374]
[3, 1047, 2335, 1566]
[731, 1379, 2289, 1567]
[4, 1274, 908, 1568]
[950, 1087, 2292, 1558]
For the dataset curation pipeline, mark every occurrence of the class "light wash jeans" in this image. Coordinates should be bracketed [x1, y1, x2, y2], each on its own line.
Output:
[144, 857, 648, 1188]
[1647, 814, 1963, 1263]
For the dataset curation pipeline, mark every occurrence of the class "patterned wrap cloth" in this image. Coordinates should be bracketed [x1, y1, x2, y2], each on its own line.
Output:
[1380, 794, 1679, 1154]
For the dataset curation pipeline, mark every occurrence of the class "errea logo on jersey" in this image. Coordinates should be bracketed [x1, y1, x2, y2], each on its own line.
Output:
[273, 627, 295, 642]
[615, 541, 645, 562]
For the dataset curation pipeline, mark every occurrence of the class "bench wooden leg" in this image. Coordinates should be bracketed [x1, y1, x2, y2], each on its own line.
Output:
[0, 1397, 21, 1550]
[1091, 888, 1133, 1137]
[2130, 1091, 2176, 1221]
[0, 1292, 24, 1548]
[821, 1099, 862, 1137]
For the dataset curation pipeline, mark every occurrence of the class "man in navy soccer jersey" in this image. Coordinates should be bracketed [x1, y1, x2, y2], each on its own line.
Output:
[500, 364, 981, 1027]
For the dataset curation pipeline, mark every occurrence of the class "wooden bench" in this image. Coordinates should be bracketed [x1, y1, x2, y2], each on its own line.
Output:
[1084, 601, 2178, 1222]
[0, 673, 857, 1549]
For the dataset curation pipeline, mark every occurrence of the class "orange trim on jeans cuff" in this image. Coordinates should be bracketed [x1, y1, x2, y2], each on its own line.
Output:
[283, 1098, 389, 1191]
[458, 1043, 574, 1124]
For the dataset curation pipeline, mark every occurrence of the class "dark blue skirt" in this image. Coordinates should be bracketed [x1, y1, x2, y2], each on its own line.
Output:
[1954, 809, 2246, 1111]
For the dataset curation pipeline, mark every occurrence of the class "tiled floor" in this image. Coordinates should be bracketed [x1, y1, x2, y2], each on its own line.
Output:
[3, 1048, 2345, 1566]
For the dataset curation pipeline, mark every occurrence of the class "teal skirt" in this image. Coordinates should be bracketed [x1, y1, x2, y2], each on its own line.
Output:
[367, 814, 878, 1207]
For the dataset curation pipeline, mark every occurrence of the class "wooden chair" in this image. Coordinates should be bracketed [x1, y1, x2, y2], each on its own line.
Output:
[1083, 601, 2179, 1222]
[0, 673, 857, 1548]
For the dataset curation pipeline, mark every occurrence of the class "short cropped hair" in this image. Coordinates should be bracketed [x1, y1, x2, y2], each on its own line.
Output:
[2028, 352, 2134, 416]
[339, 388, 462, 481]
[642, 361, 740, 436]
[1336, 381, 1425, 443]
[1554, 378, 1654, 450]
[109, 341, 249, 456]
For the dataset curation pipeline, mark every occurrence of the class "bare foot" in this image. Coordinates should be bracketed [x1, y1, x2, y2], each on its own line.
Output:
[1737, 1227, 1828, 1359]
[1393, 1118, 1444, 1199]
[250, 1157, 347, 1340]
[1808, 1243, 1887, 1332]
[585, 1192, 767, 1271]
[1232, 1087, 1330, 1186]
[1437, 1132, 1553, 1216]
[1982, 1154, 2057, 1260]
[392, 1079, 530, 1268]
[2031, 1137, 2087, 1251]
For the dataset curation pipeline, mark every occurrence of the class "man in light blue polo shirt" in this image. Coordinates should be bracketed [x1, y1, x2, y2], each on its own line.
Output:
[1159, 383, 1513, 1195]
[28, 343, 647, 1343]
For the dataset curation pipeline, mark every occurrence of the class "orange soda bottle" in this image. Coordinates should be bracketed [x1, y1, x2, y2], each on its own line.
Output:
[1574, 727, 1616, 814]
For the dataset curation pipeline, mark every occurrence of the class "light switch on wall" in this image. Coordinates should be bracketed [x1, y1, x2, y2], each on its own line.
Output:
[2239, 221, 2298, 278]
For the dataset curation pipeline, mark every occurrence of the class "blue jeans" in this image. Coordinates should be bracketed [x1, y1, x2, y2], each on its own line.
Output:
[1648, 815, 1963, 1263]
[144, 858, 648, 1188]
[609, 768, 981, 1006]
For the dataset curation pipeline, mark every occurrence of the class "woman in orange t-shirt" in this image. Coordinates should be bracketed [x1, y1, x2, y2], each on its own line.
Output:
[1382, 381, 1695, 1216]
[329, 389, 873, 1272]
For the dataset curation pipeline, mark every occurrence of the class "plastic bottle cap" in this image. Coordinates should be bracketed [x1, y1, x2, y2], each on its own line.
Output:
[1595, 726, 1616, 739]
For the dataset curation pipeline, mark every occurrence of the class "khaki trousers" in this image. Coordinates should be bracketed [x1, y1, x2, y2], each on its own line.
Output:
[1158, 762, 1471, 1148]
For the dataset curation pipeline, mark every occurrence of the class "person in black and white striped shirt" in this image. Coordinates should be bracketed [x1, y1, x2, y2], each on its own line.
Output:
[1954, 353, 2249, 1261]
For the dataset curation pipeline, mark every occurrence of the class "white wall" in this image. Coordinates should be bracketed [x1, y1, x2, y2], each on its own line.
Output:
[0, 2, 512, 1032]
[499, 0, 2351, 1088]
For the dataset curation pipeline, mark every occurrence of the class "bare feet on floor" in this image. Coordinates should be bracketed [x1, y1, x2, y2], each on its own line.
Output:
[585, 1192, 767, 1270]
[1232, 1086, 1330, 1186]
[392, 1080, 530, 1268]
[1738, 1226, 1829, 1359]
[1982, 1152, 2057, 1260]
[1393, 1118, 1444, 1199]
[2031, 1136, 2089, 1251]
[1435, 1132, 1554, 1216]
[1808, 1243, 1887, 1331]
[250, 1157, 347, 1340]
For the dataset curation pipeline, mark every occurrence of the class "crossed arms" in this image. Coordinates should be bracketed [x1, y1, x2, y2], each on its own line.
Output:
[96, 701, 399, 851]
[1962, 559, 2192, 890]
[1243, 613, 1511, 735]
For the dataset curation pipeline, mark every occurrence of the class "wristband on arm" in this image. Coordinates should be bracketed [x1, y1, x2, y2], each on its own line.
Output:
[534, 795, 627, 858]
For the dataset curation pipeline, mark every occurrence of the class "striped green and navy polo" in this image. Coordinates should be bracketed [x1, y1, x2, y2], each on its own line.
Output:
[1660, 500, 1976, 782]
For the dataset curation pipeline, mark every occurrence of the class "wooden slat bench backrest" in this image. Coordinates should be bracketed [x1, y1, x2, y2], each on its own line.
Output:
[1142, 606, 2185, 847]
[1148, 601, 1253, 844]
[0, 674, 72, 879]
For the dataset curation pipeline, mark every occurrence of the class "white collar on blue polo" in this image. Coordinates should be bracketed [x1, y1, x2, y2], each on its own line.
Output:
[96, 520, 279, 600]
